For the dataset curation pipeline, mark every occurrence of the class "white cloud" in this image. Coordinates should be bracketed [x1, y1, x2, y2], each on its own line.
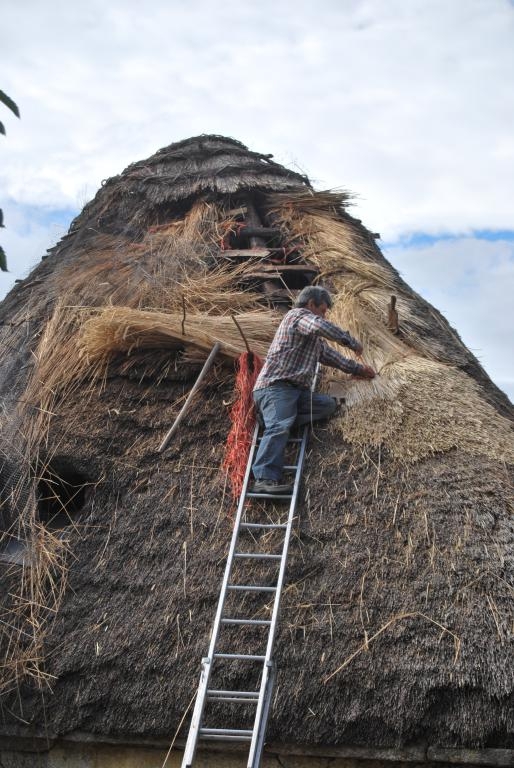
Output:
[384, 236, 514, 400]
[1, 0, 513, 236]
[1, 0, 513, 401]
[0, 202, 73, 296]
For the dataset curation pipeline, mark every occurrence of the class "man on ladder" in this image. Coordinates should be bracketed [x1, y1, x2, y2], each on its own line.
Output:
[181, 286, 376, 768]
[252, 285, 376, 495]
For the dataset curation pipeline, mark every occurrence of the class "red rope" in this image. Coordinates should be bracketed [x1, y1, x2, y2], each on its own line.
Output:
[223, 351, 263, 500]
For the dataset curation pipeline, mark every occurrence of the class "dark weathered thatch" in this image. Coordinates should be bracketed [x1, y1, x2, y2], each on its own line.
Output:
[49, 134, 311, 249]
[0, 135, 513, 760]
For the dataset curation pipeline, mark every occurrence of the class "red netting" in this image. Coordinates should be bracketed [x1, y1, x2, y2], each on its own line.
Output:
[223, 351, 263, 500]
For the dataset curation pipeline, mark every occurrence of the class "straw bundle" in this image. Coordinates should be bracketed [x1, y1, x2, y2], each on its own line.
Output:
[332, 356, 514, 464]
[55, 201, 265, 319]
[0, 495, 70, 693]
[269, 190, 393, 287]
[267, 190, 514, 465]
[327, 289, 412, 373]
[79, 307, 280, 366]
[0, 300, 100, 692]
[329, 276, 448, 361]
[149, 199, 219, 243]
[20, 302, 98, 447]
[141, 260, 267, 316]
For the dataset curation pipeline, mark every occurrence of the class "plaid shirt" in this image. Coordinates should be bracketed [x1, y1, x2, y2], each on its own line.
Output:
[254, 308, 363, 391]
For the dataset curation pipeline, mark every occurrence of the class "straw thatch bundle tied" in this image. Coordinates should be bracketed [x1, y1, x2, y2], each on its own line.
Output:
[0, 135, 513, 760]
[79, 307, 280, 365]
[333, 355, 514, 464]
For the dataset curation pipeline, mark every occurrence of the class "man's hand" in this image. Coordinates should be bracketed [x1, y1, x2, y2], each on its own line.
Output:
[353, 364, 376, 379]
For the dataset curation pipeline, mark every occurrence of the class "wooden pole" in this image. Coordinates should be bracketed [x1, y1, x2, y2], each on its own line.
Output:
[230, 313, 251, 354]
[158, 342, 221, 453]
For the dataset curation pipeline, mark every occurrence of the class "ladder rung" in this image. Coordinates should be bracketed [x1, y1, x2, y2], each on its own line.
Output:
[207, 688, 259, 698]
[245, 492, 292, 499]
[200, 728, 253, 740]
[283, 464, 298, 470]
[234, 552, 282, 560]
[221, 618, 271, 626]
[214, 653, 266, 661]
[200, 734, 253, 741]
[255, 436, 302, 443]
[239, 522, 287, 530]
[205, 700, 258, 706]
[206, 689, 259, 703]
[227, 584, 277, 593]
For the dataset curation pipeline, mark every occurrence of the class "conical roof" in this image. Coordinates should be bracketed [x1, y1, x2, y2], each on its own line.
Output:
[0, 136, 512, 759]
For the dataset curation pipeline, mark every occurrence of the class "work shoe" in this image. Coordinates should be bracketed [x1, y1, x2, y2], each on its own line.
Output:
[252, 478, 293, 495]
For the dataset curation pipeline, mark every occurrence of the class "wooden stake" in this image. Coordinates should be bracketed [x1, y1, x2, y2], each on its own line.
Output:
[181, 295, 186, 336]
[158, 342, 221, 452]
[230, 313, 251, 354]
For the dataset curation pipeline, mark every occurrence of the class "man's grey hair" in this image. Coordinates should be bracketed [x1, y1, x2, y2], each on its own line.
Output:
[294, 285, 333, 309]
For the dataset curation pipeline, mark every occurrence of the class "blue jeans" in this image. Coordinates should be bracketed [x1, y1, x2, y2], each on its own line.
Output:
[252, 384, 336, 481]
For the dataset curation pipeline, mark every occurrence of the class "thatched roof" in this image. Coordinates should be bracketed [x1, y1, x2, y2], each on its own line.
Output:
[0, 135, 513, 759]
[49, 133, 310, 249]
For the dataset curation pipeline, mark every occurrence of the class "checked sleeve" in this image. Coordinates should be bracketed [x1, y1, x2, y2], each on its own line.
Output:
[295, 313, 361, 351]
[320, 341, 362, 375]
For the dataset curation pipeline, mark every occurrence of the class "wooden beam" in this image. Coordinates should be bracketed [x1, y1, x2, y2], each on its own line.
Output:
[219, 247, 299, 260]
[219, 248, 271, 259]
[238, 226, 282, 238]
[245, 264, 319, 274]
[244, 196, 266, 249]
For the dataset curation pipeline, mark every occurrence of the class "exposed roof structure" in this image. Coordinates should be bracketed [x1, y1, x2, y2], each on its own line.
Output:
[0, 135, 513, 761]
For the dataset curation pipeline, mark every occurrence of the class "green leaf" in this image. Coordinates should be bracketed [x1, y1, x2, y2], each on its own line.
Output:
[0, 246, 8, 272]
[0, 209, 4, 227]
[0, 90, 20, 118]
[0, 121, 5, 136]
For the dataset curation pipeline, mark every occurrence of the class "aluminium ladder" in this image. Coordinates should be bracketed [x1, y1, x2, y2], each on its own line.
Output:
[181, 397, 315, 767]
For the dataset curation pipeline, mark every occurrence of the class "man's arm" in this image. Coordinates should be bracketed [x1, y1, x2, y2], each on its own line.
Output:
[320, 342, 376, 378]
[296, 312, 362, 353]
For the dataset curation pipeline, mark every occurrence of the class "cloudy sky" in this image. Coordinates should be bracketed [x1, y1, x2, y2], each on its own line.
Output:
[1, 0, 513, 399]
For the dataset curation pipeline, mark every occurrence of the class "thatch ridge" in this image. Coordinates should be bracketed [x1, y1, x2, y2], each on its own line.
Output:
[41, 134, 311, 264]
[0, 136, 513, 755]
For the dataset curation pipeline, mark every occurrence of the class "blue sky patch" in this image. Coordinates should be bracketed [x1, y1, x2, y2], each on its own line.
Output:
[3, 200, 78, 237]
[383, 229, 514, 249]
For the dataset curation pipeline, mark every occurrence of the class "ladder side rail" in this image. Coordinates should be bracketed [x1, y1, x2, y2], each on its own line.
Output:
[247, 424, 309, 767]
[248, 364, 321, 768]
[206, 419, 262, 657]
[181, 421, 261, 768]
[250, 661, 276, 768]
[259, 422, 310, 661]
[262, 425, 309, 661]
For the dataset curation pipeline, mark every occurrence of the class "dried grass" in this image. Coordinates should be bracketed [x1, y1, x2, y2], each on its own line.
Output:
[0, 486, 70, 693]
[269, 190, 393, 288]
[140, 260, 267, 315]
[331, 356, 514, 464]
[79, 307, 280, 368]
[0, 299, 102, 693]
[3, 184, 513, 699]
[54, 200, 265, 320]
[268, 190, 514, 465]
[0, 199, 278, 692]
[20, 303, 101, 452]
[323, 611, 461, 683]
